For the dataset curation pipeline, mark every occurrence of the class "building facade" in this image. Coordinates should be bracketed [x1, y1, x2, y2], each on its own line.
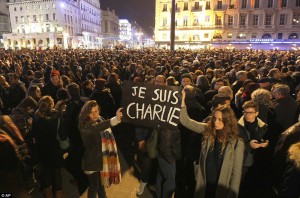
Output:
[101, 8, 119, 48]
[0, 0, 11, 48]
[4, 0, 101, 50]
[155, 0, 300, 49]
[119, 19, 132, 48]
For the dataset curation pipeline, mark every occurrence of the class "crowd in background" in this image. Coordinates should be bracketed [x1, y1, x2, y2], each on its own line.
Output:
[0, 47, 300, 198]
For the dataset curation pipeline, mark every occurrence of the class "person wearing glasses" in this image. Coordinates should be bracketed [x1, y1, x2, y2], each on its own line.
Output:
[180, 88, 244, 198]
[238, 100, 269, 198]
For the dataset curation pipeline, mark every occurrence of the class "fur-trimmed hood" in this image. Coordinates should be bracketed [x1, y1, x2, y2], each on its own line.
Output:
[238, 116, 267, 128]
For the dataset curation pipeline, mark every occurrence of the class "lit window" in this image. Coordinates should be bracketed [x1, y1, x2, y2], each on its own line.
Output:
[193, 35, 200, 40]
[237, 33, 246, 39]
[183, 18, 188, 26]
[227, 33, 233, 38]
[204, 33, 209, 38]
[205, 16, 210, 23]
[193, 18, 199, 26]
[163, 17, 167, 26]
[215, 16, 222, 25]
[252, 33, 257, 38]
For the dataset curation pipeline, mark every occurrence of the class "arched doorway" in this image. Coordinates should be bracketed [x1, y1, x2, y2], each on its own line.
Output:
[13, 40, 19, 49]
[26, 40, 31, 48]
[289, 33, 299, 39]
[213, 33, 222, 39]
[262, 33, 272, 39]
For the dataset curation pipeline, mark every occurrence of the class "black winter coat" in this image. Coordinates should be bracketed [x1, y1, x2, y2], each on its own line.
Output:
[79, 117, 119, 171]
[31, 111, 65, 168]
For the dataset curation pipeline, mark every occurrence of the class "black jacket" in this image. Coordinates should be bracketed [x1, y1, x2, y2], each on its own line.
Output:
[31, 111, 65, 168]
[79, 117, 120, 171]
[238, 117, 268, 167]
[42, 82, 61, 102]
[273, 96, 298, 132]
[8, 81, 26, 111]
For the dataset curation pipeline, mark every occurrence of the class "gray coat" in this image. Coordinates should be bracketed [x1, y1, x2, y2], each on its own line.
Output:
[180, 107, 244, 198]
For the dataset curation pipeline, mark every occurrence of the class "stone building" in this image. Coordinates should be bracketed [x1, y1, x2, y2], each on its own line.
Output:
[155, 0, 300, 49]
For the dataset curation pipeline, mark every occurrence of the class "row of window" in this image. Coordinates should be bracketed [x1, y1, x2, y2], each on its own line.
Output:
[15, 14, 56, 23]
[80, 3, 99, 17]
[13, 3, 56, 11]
[162, 13, 300, 27]
[162, 0, 300, 12]
[160, 32, 299, 40]
[16, 25, 77, 35]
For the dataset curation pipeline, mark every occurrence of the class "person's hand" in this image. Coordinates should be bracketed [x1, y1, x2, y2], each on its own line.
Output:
[249, 139, 261, 149]
[0, 134, 16, 148]
[116, 108, 123, 121]
[27, 118, 33, 126]
[260, 140, 269, 148]
[138, 140, 147, 152]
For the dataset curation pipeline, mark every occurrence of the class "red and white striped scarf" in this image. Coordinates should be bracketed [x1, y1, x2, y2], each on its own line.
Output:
[100, 129, 121, 187]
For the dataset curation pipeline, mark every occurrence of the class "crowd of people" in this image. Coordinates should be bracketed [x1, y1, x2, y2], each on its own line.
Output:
[0, 47, 300, 198]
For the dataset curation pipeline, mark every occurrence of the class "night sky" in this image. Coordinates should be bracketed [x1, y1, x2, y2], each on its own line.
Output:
[100, 0, 155, 36]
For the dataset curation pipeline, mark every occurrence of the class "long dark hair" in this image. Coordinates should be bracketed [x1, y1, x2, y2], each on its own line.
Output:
[78, 100, 99, 129]
[204, 105, 239, 153]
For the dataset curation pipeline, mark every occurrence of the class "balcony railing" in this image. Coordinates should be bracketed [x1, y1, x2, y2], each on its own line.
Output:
[191, 6, 202, 12]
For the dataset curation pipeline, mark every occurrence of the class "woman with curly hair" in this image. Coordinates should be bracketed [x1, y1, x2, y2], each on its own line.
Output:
[180, 89, 244, 198]
[278, 142, 300, 198]
[251, 88, 274, 124]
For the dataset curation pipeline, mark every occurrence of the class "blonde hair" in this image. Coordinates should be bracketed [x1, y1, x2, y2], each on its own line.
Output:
[36, 96, 54, 117]
[78, 100, 99, 129]
[251, 88, 272, 106]
[288, 142, 300, 168]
